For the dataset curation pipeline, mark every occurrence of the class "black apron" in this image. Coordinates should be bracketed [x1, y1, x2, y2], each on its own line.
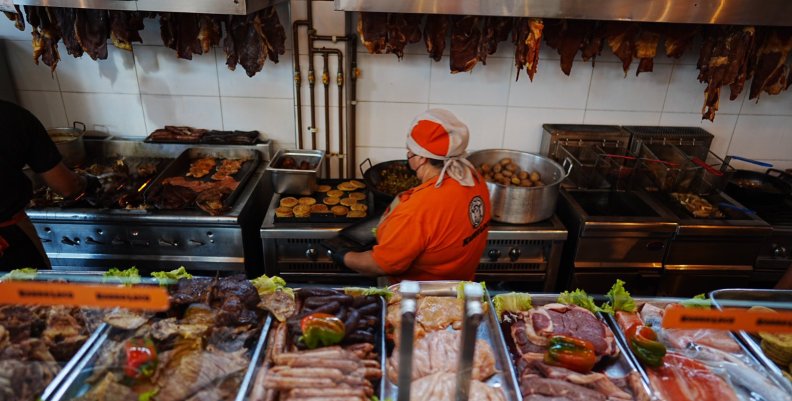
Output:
[0, 211, 51, 269]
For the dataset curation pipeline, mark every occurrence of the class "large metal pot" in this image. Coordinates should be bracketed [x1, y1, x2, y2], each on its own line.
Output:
[47, 121, 86, 168]
[467, 149, 572, 224]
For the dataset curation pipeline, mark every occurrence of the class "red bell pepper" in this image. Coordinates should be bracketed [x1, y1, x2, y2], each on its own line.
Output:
[299, 313, 346, 349]
[625, 323, 666, 368]
[123, 337, 158, 380]
[543, 335, 597, 373]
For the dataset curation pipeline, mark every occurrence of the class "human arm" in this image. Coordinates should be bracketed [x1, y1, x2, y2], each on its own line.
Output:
[343, 250, 387, 277]
[39, 162, 86, 198]
[775, 264, 792, 289]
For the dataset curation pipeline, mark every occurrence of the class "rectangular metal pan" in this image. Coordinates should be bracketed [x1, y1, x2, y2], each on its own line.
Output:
[145, 147, 261, 210]
[605, 297, 790, 401]
[505, 294, 653, 401]
[48, 314, 273, 401]
[38, 323, 110, 401]
[383, 281, 521, 401]
[245, 288, 387, 400]
[710, 288, 792, 395]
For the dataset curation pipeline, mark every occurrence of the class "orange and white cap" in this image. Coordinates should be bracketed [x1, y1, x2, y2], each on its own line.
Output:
[406, 109, 477, 187]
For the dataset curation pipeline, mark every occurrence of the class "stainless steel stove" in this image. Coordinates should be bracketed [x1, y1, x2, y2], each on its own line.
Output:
[26, 139, 271, 274]
[260, 193, 567, 290]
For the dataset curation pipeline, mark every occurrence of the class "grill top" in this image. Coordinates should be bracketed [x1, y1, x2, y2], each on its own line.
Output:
[623, 126, 715, 140]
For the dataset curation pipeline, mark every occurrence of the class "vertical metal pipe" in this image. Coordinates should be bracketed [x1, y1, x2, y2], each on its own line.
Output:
[347, 25, 359, 178]
[456, 283, 484, 401]
[397, 281, 420, 401]
[321, 51, 331, 177]
[336, 55, 344, 178]
[307, 0, 317, 150]
[292, 20, 307, 149]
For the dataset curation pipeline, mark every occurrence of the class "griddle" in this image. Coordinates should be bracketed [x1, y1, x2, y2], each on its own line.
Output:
[145, 147, 260, 211]
[273, 179, 375, 223]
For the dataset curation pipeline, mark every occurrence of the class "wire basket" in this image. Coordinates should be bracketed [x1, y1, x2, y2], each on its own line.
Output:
[688, 151, 736, 195]
[636, 142, 700, 192]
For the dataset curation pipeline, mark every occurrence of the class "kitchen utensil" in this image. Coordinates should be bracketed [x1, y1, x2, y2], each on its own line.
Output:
[267, 149, 325, 195]
[360, 158, 418, 204]
[722, 155, 773, 171]
[717, 202, 755, 215]
[467, 149, 572, 224]
[48, 121, 86, 167]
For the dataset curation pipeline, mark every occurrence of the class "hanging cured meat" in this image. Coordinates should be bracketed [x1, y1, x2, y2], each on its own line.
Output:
[197, 15, 221, 54]
[160, 13, 202, 60]
[358, 12, 388, 54]
[449, 15, 481, 73]
[634, 25, 661, 75]
[478, 16, 512, 65]
[697, 26, 756, 121]
[664, 24, 699, 58]
[74, 9, 110, 60]
[581, 22, 606, 66]
[605, 22, 639, 75]
[258, 7, 286, 63]
[513, 18, 544, 81]
[749, 28, 792, 99]
[25, 6, 61, 72]
[109, 11, 144, 51]
[543, 20, 594, 76]
[3, 5, 24, 31]
[385, 13, 422, 60]
[50, 8, 83, 58]
[424, 14, 449, 62]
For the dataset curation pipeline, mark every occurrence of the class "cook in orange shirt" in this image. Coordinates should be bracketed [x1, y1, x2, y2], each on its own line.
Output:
[338, 109, 491, 282]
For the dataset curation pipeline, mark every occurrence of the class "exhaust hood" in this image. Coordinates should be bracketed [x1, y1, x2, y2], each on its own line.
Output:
[12, 0, 285, 15]
[334, 0, 792, 26]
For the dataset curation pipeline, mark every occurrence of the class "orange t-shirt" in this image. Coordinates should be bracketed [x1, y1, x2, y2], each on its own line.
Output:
[372, 173, 491, 282]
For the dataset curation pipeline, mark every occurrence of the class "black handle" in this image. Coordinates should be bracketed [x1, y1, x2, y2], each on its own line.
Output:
[359, 158, 373, 178]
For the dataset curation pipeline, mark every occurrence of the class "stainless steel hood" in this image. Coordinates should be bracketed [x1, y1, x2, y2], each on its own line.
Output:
[12, 0, 285, 15]
[335, 0, 792, 26]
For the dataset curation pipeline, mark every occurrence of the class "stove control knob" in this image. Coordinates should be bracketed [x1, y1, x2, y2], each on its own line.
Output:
[131, 230, 139, 237]
[158, 239, 180, 247]
[306, 248, 318, 260]
[189, 240, 205, 246]
[772, 244, 788, 258]
[487, 249, 501, 261]
[61, 237, 78, 246]
[508, 248, 521, 262]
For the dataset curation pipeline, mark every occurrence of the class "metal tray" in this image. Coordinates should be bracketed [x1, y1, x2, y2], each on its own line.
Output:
[36, 323, 110, 401]
[267, 149, 325, 195]
[605, 297, 790, 401]
[48, 314, 273, 401]
[272, 179, 375, 223]
[383, 281, 521, 401]
[246, 288, 387, 400]
[710, 289, 792, 395]
[503, 295, 653, 401]
[145, 147, 261, 210]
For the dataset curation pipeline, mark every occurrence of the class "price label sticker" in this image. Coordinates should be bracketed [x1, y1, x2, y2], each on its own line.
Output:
[0, 0, 15, 13]
[663, 306, 792, 333]
[0, 281, 170, 311]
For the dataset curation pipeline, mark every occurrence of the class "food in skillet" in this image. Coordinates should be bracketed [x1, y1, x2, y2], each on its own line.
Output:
[670, 192, 725, 218]
[376, 163, 421, 196]
[478, 157, 544, 187]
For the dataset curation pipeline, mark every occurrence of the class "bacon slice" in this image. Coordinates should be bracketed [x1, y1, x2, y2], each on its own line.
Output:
[749, 28, 792, 99]
[647, 352, 741, 401]
[478, 16, 512, 65]
[450, 15, 481, 73]
[513, 18, 544, 81]
[634, 25, 661, 75]
[581, 22, 606, 66]
[357, 12, 387, 54]
[424, 14, 450, 62]
[664, 24, 699, 58]
[605, 22, 639, 75]
[385, 13, 422, 60]
[698, 26, 756, 121]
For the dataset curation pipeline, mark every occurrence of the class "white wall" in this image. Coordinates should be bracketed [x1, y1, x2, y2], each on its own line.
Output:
[2, 2, 792, 174]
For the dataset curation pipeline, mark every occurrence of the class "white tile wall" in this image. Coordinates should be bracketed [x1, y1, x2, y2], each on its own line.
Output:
[2, 6, 791, 171]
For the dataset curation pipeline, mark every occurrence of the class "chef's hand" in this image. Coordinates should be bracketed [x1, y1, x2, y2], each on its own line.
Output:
[320, 239, 350, 267]
[329, 248, 349, 267]
[62, 174, 101, 208]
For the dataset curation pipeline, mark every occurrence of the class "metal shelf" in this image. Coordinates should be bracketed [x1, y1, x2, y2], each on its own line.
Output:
[334, 0, 792, 26]
[13, 0, 286, 15]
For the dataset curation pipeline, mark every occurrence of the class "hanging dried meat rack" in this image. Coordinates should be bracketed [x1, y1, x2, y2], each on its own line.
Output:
[11, 0, 285, 15]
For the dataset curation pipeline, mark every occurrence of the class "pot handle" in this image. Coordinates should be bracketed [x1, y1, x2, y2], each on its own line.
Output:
[72, 121, 86, 132]
[724, 155, 773, 169]
[562, 157, 573, 178]
[359, 158, 373, 177]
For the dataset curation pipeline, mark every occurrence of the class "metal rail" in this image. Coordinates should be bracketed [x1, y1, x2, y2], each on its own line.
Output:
[13, 0, 287, 15]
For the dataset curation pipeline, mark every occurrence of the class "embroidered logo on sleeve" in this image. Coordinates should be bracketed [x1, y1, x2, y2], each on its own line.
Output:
[468, 196, 484, 228]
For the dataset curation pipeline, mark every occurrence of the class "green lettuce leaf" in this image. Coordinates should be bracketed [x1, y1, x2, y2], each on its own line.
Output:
[150, 266, 193, 285]
[251, 274, 293, 298]
[456, 281, 487, 300]
[604, 279, 637, 313]
[681, 293, 712, 308]
[557, 289, 601, 314]
[492, 292, 532, 320]
[138, 388, 158, 401]
[102, 267, 141, 285]
[1, 268, 38, 281]
[344, 287, 393, 301]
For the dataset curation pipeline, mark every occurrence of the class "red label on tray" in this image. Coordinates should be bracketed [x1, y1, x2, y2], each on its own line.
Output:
[662, 307, 792, 333]
[0, 281, 170, 311]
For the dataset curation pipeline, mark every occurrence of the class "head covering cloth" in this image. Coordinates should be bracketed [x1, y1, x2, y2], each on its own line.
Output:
[406, 109, 477, 187]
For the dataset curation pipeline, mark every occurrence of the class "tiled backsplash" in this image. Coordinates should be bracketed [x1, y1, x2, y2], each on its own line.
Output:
[2, 3, 791, 174]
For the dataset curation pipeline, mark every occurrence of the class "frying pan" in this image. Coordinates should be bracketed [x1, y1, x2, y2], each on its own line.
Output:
[359, 158, 417, 204]
[726, 168, 792, 202]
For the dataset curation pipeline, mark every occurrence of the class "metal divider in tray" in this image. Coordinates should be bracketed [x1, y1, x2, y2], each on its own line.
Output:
[710, 289, 792, 396]
[603, 297, 792, 401]
[502, 294, 652, 401]
[383, 281, 521, 401]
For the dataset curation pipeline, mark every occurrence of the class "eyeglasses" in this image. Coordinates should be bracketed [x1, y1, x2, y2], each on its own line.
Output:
[407, 152, 419, 160]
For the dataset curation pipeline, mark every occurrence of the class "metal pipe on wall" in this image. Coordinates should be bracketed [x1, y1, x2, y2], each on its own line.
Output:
[321, 51, 331, 176]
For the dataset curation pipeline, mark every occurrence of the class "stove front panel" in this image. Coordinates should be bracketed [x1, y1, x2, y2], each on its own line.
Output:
[664, 236, 766, 271]
[33, 221, 245, 271]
